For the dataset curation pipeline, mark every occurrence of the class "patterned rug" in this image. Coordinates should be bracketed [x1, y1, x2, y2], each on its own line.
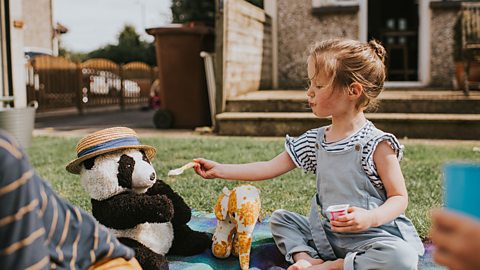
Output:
[168, 211, 445, 270]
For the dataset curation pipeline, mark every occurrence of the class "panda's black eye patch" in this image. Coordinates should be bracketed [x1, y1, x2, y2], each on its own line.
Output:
[141, 150, 150, 163]
[83, 157, 96, 170]
[118, 154, 135, 189]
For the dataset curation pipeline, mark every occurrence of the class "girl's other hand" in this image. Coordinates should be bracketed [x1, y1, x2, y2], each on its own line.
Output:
[430, 209, 480, 270]
[330, 207, 374, 233]
[193, 158, 221, 179]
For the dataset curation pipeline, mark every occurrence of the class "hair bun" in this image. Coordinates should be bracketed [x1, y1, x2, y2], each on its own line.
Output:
[368, 40, 386, 62]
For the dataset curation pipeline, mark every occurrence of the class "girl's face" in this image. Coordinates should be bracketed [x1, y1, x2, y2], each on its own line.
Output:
[306, 57, 349, 118]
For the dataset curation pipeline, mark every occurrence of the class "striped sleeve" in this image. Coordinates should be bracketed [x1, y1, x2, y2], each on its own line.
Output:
[362, 133, 404, 189]
[40, 180, 135, 269]
[284, 128, 318, 173]
[0, 132, 50, 270]
[0, 131, 136, 269]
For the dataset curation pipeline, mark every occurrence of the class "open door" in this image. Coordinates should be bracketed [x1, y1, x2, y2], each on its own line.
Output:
[0, 0, 6, 95]
[368, 0, 419, 82]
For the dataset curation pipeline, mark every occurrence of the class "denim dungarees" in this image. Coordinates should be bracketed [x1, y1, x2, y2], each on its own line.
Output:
[270, 125, 424, 270]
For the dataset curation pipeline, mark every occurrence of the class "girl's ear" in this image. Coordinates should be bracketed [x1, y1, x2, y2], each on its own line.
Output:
[348, 82, 363, 98]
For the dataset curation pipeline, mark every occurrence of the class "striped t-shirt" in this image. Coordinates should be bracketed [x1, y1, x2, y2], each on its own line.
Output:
[0, 131, 135, 269]
[285, 121, 403, 189]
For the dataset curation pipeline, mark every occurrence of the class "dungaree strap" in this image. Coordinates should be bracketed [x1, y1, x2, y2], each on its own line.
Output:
[308, 195, 337, 260]
[357, 123, 383, 147]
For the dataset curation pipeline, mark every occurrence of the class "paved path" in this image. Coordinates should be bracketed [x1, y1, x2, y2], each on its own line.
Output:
[34, 108, 202, 138]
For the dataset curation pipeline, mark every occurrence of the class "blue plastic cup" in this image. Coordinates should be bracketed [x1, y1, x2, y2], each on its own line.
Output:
[443, 162, 480, 219]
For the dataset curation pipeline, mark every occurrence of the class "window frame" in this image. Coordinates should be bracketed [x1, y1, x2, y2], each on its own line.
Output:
[311, 0, 359, 14]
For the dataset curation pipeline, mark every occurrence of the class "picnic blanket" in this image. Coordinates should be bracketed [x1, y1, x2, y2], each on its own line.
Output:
[168, 211, 445, 270]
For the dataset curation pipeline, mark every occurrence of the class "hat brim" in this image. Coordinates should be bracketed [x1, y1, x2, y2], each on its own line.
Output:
[66, 144, 156, 174]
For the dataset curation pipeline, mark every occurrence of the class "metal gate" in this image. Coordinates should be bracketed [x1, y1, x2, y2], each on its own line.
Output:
[26, 56, 155, 113]
[26, 56, 79, 111]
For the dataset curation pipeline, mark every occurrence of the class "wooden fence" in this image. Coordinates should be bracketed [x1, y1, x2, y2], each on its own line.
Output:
[222, 0, 273, 99]
[26, 56, 155, 113]
[214, 0, 273, 113]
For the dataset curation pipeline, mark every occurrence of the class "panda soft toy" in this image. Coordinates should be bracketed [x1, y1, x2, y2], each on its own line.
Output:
[66, 127, 211, 270]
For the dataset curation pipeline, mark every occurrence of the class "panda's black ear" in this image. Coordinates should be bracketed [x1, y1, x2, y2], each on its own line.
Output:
[140, 150, 150, 163]
[83, 157, 96, 170]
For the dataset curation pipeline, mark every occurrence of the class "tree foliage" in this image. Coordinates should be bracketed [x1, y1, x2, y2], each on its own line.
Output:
[86, 25, 156, 65]
[58, 40, 87, 62]
[171, 0, 263, 26]
[171, 0, 215, 26]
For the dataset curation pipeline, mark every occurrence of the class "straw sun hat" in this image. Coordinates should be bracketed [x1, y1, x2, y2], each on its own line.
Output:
[66, 127, 156, 174]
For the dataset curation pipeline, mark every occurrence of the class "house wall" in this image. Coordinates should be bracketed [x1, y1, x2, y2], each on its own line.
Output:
[275, 0, 462, 89]
[277, 0, 358, 89]
[8, 0, 27, 106]
[22, 0, 53, 52]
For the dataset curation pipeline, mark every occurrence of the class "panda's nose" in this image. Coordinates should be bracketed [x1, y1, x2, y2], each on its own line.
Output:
[150, 173, 156, 181]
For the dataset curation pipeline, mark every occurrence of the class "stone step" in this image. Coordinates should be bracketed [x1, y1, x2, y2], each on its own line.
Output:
[225, 90, 480, 114]
[216, 112, 480, 139]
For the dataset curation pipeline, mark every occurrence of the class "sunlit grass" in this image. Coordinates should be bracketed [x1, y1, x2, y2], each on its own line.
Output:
[27, 135, 480, 239]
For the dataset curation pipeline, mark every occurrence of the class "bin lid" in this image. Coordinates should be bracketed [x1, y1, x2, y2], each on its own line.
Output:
[146, 24, 214, 36]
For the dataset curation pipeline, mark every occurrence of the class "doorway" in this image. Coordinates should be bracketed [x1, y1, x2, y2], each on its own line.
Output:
[0, 0, 5, 95]
[368, 0, 419, 82]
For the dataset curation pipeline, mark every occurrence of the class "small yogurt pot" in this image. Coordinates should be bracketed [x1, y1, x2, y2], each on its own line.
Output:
[326, 204, 349, 221]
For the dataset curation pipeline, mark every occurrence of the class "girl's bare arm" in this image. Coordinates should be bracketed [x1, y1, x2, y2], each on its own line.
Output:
[194, 151, 296, 181]
[369, 140, 409, 227]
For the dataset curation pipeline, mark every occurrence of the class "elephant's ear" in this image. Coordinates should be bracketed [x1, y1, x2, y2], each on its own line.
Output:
[214, 187, 230, 220]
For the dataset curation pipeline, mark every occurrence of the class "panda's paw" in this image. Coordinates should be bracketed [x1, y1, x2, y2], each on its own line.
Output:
[138, 248, 170, 270]
[169, 225, 212, 256]
[151, 194, 174, 222]
[119, 237, 169, 270]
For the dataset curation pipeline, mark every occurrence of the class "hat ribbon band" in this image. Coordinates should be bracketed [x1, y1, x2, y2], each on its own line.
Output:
[77, 137, 141, 158]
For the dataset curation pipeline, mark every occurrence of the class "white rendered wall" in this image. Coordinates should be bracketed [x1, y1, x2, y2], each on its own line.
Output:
[9, 0, 27, 107]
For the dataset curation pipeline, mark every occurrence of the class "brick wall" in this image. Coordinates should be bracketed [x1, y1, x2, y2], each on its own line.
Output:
[277, 0, 358, 89]
[430, 8, 457, 88]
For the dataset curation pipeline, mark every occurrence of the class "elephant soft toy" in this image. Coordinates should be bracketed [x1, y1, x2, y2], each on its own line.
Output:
[212, 184, 261, 270]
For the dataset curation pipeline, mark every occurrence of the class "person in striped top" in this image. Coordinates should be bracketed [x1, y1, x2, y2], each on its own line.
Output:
[0, 130, 141, 270]
[194, 39, 424, 270]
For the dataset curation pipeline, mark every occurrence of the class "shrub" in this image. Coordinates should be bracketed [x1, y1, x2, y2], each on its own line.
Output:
[171, 0, 264, 27]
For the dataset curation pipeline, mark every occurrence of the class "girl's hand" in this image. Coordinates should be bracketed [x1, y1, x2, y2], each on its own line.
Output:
[330, 207, 375, 233]
[193, 158, 222, 179]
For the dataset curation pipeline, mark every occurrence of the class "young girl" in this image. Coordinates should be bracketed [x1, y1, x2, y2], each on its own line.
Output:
[193, 39, 424, 270]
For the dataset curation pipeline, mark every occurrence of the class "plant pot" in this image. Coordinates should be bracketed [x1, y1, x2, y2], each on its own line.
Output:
[0, 106, 36, 148]
[454, 61, 480, 89]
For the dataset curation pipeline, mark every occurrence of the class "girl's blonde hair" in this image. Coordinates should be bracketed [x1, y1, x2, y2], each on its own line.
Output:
[309, 38, 386, 110]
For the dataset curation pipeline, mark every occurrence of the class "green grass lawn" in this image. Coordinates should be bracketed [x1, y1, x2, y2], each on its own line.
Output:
[27, 135, 480, 239]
